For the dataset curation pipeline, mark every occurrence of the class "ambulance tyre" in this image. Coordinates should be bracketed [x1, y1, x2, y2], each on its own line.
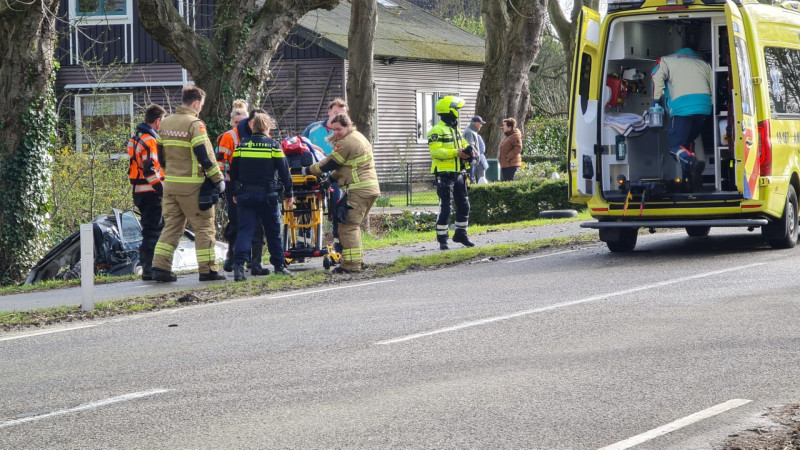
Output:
[764, 185, 798, 249]
[604, 227, 638, 253]
[685, 226, 711, 237]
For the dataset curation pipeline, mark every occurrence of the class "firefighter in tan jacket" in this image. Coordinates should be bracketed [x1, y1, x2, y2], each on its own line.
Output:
[306, 113, 380, 273]
[151, 86, 226, 282]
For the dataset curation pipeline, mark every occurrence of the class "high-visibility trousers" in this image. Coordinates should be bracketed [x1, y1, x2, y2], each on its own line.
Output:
[152, 192, 219, 274]
[338, 189, 379, 272]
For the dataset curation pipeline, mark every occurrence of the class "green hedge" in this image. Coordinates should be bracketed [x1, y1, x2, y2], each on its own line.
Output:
[469, 178, 582, 225]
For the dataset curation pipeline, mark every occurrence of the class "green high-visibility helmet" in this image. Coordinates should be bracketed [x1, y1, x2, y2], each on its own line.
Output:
[435, 96, 465, 118]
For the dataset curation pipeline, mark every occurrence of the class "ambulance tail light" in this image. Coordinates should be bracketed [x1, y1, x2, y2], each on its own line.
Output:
[757, 119, 772, 177]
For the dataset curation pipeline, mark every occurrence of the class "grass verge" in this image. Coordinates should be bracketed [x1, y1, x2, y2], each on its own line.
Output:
[0, 233, 598, 332]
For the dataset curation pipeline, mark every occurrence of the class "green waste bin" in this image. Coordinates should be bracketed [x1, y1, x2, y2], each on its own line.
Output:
[485, 158, 500, 181]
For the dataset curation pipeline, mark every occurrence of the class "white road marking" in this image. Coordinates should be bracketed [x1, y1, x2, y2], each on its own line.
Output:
[0, 389, 171, 429]
[597, 398, 752, 450]
[376, 263, 763, 345]
[0, 324, 97, 342]
[268, 280, 395, 299]
[504, 249, 579, 263]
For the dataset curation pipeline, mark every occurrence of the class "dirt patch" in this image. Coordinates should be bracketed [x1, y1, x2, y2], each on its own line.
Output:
[717, 403, 800, 449]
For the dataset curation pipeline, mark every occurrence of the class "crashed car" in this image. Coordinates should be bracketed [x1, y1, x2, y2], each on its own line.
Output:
[24, 209, 227, 284]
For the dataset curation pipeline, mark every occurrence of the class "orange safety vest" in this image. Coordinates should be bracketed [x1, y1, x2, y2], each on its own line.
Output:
[216, 128, 240, 181]
[127, 130, 164, 194]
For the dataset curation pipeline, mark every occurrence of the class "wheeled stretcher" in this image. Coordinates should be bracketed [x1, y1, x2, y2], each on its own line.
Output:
[280, 137, 341, 270]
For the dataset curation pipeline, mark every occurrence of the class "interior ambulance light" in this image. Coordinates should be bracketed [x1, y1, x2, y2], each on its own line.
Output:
[607, 0, 646, 11]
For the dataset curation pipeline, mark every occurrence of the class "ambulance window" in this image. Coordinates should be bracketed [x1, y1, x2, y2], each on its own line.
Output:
[764, 47, 800, 115]
[578, 53, 592, 114]
[734, 37, 754, 116]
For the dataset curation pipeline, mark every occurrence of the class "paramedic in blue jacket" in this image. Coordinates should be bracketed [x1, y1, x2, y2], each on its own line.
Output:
[302, 98, 348, 253]
[651, 36, 712, 192]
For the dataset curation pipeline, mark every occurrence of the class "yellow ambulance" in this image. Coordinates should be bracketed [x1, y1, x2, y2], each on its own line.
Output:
[568, 0, 800, 251]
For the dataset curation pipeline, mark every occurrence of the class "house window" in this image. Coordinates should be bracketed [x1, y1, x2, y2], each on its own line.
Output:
[416, 91, 459, 143]
[69, 0, 132, 24]
[75, 93, 133, 153]
[77, 0, 126, 16]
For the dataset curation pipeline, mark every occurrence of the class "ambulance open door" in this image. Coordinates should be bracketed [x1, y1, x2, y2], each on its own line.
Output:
[725, 0, 759, 199]
[567, 7, 601, 202]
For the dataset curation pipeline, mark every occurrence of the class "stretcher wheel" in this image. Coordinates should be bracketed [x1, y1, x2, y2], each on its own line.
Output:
[323, 256, 332, 270]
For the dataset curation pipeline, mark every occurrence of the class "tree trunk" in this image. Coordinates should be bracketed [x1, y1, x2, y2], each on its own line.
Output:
[476, 0, 547, 158]
[137, 0, 341, 129]
[0, 0, 60, 284]
[346, 0, 378, 143]
[547, 0, 599, 87]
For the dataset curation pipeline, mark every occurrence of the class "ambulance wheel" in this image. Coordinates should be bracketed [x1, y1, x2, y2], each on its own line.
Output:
[685, 226, 710, 237]
[323, 256, 332, 270]
[605, 228, 638, 253]
[765, 185, 798, 249]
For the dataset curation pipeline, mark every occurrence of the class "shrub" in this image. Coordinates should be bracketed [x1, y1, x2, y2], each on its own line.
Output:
[523, 116, 567, 173]
[469, 178, 582, 225]
[49, 119, 134, 245]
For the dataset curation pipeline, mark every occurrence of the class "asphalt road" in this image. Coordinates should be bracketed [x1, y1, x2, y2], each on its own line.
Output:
[0, 221, 596, 312]
[1, 227, 799, 448]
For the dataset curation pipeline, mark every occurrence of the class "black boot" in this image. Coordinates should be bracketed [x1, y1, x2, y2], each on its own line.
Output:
[438, 237, 449, 250]
[690, 159, 706, 192]
[151, 267, 177, 282]
[250, 242, 270, 275]
[233, 264, 246, 282]
[199, 270, 226, 281]
[452, 232, 475, 248]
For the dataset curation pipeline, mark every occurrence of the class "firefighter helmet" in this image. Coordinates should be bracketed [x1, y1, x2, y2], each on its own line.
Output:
[435, 96, 465, 118]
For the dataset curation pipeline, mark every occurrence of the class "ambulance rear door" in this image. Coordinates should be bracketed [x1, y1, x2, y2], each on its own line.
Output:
[568, 7, 602, 202]
[725, 0, 759, 199]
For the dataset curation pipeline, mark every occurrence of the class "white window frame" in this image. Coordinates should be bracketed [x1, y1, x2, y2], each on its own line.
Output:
[68, 0, 133, 25]
[415, 91, 459, 144]
[75, 93, 134, 156]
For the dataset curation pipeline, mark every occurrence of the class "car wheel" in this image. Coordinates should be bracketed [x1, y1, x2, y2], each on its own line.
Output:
[606, 228, 638, 252]
[766, 185, 798, 249]
[685, 226, 711, 237]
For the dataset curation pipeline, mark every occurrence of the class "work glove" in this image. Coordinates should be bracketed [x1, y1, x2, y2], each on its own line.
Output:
[215, 180, 225, 194]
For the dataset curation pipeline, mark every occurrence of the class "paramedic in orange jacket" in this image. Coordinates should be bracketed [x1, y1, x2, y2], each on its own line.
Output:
[127, 104, 166, 281]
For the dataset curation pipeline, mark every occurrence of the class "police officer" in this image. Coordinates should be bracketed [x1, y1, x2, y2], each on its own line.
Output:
[429, 96, 474, 250]
[127, 104, 166, 280]
[150, 86, 226, 282]
[229, 112, 294, 281]
[305, 113, 380, 273]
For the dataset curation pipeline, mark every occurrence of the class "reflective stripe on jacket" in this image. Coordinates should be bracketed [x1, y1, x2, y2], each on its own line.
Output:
[309, 129, 380, 195]
[127, 126, 164, 194]
[428, 120, 468, 174]
[159, 106, 222, 196]
[216, 128, 239, 181]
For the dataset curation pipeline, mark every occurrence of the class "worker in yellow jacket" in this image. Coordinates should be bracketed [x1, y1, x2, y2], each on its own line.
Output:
[150, 86, 226, 282]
